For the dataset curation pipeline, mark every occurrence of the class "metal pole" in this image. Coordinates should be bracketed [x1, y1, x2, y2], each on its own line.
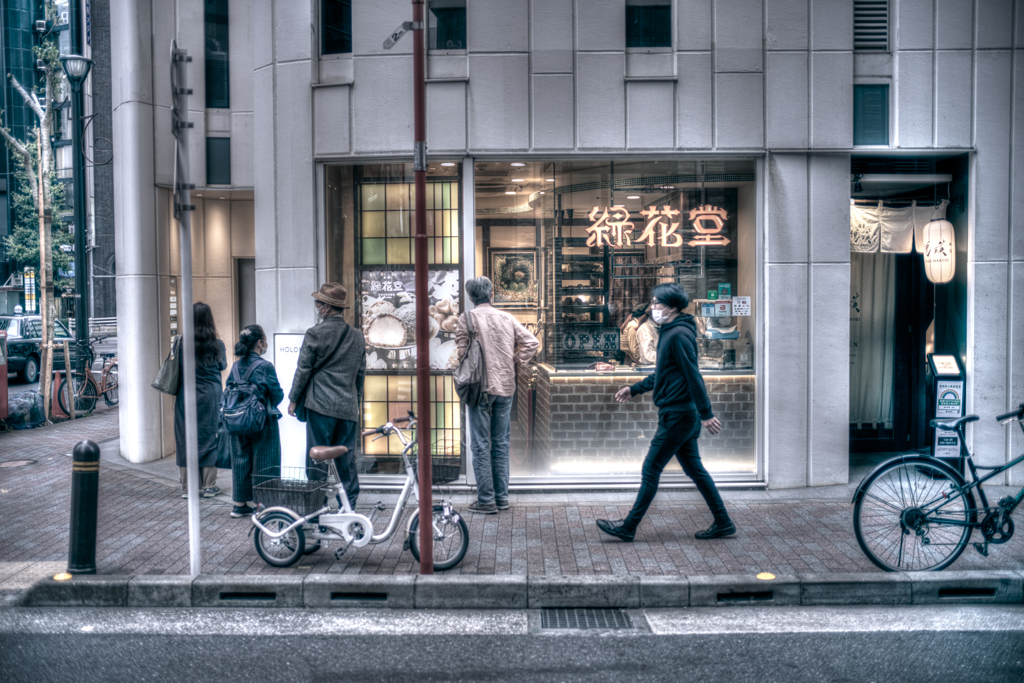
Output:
[172, 44, 202, 576]
[412, 0, 433, 574]
[67, 439, 99, 574]
[70, 79, 88, 373]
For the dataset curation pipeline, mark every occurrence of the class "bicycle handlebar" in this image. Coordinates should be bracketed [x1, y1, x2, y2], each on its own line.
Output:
[996, 404, 1024, 423]
[362, 427, 382, 437]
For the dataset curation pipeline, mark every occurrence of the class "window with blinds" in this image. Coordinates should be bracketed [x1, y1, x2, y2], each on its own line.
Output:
[854, 0, 889, 51]
[853, 84, 889, 145]
[204, 0, 229, 108]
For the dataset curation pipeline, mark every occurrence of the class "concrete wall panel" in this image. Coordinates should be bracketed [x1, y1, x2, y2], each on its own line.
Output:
[150, 0, 175, 109]
[204, 200, 233, 277]
[252, 66, 276, 272]
[352, 56, 414, 153]
[677, 0, 712, 50]
[153, 106, 174, 188]
[808, 153, 851, 263]
[810, 51, 852, 148]
[808, 262, 849, 486]
[532, 0, 574, 73]
[577, 53, 625, 148]
[313, 87, 350, 157]
[810, 0, 853, 51]
[175, 0, 205, 109]
[229, 0, 254, 111]
[353, 0, 413, 56]
[767, 153, 808, 263]
[676, 53, 713, 148]
[897, 0, 935, 50]
[766, 263, 808, 488]
[189, 111, 207, 188]
[230, 200, 256, 258]
[765, 51, 808, 149]
[766, 0, 808, 50]
[470, 0, 530, 52]
[935, 51, 973, 148]
[254, 266, 279, 334]
[970, 262, 1010, 468]
[715, 73, 764, 148]
[109, 0, 153, 106]
[231, 112, 254, 187]
[427, 81, 467, 152]
[973, 51, 1012, 262]
[274, 61, 316, 269]
[626, 81, 674, 149]
[252, 0, 274, 69]
[277, 267, 319, 333]
[977, 0, 1014, 49]
[468, 54, 530, 150]
[532, 74, 575, 149]
[896, 51, 934, 148]
[1014, 51, 1024, 261]
[714, 0, 764, 72]
[577, 0, 625, 51]
[936, 0, 974, 49]
[1010, 262, 1024, 484]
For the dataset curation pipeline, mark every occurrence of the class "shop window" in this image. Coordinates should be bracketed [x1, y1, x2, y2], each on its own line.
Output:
[854, 84, 889, 146]
[626, 0, 671, 48]
[428, 0, 466, 50]
[361, 375, 461, 468]
[204, 0, 229, 109]
[206, 137, 231, 185]
[321, 0, 352, 55]
[474, 159, 758, 481]
[359, 180, 459, 265]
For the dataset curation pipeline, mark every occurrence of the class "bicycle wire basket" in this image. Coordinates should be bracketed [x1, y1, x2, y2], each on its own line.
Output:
[409, 457, 462, 485]
[253, 465, 331, 516]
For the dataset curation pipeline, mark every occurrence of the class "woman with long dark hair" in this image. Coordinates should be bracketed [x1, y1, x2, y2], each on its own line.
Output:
[227, 325, 283, 517]
[175, 302, 227, 498]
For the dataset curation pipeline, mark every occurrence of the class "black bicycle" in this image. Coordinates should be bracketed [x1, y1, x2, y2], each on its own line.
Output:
[852, 403, 1024, 571]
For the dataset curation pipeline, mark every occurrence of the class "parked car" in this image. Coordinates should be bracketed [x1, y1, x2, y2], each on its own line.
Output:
[0, 315, 76, 384]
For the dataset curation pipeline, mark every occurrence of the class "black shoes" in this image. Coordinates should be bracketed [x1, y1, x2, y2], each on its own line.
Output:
[695, 519, 736, 540]
[468, 501, 498, 515]
[596, 519, 636, 542]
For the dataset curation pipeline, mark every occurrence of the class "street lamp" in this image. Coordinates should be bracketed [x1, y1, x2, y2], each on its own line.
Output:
[59, 54, 93, 374]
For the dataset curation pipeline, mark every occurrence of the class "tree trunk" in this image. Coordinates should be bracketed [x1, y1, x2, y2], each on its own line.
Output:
[37, 127, 53, 421]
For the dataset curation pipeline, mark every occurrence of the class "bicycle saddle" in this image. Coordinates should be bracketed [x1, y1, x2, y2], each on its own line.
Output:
[309, 445, 349, 461]
[929, 415, 979, 431]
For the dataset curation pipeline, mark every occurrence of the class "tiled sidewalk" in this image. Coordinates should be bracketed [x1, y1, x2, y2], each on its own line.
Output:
[1, 421, 1022, 578]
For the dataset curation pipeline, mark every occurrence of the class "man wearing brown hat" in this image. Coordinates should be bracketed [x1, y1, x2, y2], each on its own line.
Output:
[288, 283, 366, 506]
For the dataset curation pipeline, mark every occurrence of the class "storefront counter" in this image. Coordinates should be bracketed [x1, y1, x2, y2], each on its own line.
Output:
[515, 363, 756, 479]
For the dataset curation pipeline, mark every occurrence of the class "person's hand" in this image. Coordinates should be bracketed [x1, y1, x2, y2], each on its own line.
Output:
[614, 387, 633, 403]
[288, 401, 297, 417]
[702, 417, 722, 435]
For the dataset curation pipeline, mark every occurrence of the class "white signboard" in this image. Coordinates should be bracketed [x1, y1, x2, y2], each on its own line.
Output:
[932, 355, 960, 376]
[714, 301, 731, 317]
[731, 296, 751, 316]
[274, 334, 308, 471]
[934, 379, 964, 459]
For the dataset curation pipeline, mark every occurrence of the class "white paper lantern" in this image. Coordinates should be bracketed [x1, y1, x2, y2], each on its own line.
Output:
[922, 219, 955, 284]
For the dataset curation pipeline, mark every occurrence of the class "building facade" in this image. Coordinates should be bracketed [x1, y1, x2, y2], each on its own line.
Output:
[111, 0, 1024, 491]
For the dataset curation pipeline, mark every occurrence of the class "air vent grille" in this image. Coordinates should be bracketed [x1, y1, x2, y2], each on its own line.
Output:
[540, 608, 635, 630]
[854, 1, 889, 52]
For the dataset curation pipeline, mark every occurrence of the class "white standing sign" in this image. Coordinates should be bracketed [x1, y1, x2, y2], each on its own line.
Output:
[274, 334, 308, 471]
[934, 379, 964, 459]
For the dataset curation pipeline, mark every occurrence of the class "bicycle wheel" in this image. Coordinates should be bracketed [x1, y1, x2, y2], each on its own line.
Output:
[254, 511, 305, 567]
[409, 504, 470, 571]
[103, 364, 119, 406]
[854, 458, 975, 571]
[57, 373, 99, 417]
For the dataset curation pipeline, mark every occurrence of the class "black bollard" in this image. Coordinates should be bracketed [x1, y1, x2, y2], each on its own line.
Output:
[67, 440, 100, 574]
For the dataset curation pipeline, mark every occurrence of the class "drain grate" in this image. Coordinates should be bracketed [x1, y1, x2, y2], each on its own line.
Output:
[0, 460, 35, 468]
[541, 608, 634, 630]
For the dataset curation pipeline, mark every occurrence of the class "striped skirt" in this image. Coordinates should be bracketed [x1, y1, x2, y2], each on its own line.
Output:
[231, 418, 282, 505]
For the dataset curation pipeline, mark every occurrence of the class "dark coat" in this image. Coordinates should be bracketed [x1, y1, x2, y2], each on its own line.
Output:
[175, 339, 227, 468]
[230, 352, 285, 418]
[628, 314, 714, 420]
[288, 315, 365, 422]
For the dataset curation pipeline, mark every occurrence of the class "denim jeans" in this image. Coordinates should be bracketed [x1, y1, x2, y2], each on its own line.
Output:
[468, 394, 514, 506]
[623, 409, 729, 531]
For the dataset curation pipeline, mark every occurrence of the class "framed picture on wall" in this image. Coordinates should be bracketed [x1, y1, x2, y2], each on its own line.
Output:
[488, 248, 540, 308]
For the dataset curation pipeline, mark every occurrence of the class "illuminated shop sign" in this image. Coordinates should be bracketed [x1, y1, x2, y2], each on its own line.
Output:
[585, 204, 729, 248]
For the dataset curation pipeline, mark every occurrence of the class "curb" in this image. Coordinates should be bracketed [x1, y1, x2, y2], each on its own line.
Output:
[15, 569, 1024, 609]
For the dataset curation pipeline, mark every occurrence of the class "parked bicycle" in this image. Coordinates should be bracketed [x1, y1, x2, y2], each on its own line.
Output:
[250, 413, 469, 571]
[852, 403, 1024, 571]
[57, 336, 119, 417]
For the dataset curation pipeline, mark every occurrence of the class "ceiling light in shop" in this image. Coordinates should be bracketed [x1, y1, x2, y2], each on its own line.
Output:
[441, 162, 456, 167]
[196, 193, 203, 196]
[627, 195, 640, 199]
[511, 178, 525, 183]
[546, 178, 555, 182]
[505, 191, 516, 195]
[219, 197, 225, 199]
[540, 191, 545, 194]
[613, 204, 625, 208]
[661, 185, 675, 190]
[511, 162, 525, 167]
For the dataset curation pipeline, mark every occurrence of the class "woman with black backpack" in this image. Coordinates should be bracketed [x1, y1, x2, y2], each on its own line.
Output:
[226, 325, 284, 518]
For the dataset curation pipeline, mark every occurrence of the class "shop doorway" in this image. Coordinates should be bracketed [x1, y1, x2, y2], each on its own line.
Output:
[848, 154, 969, 461]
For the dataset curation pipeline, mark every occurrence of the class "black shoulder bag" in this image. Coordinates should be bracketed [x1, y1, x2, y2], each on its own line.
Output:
[294, 323, 349, 423]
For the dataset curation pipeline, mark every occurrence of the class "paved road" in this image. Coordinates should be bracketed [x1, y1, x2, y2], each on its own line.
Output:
[1, 604, 1022, 682]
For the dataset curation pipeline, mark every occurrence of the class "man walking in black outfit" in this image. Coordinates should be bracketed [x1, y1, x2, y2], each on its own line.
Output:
[596, 283, 736, 542]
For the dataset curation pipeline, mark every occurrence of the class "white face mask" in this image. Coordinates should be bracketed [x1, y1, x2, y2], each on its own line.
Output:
[650, 308, 666, 324]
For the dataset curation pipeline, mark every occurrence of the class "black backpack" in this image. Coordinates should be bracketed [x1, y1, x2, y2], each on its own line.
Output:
[221, 361, 268, 436]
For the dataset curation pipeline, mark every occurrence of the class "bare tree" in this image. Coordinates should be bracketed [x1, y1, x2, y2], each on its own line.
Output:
[0, 38, 63, 420]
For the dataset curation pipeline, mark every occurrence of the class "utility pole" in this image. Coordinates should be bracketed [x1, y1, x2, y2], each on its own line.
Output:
[382, 3, 433, 574]
[171, 41, 202, 576]
[68, 0, 89, 373]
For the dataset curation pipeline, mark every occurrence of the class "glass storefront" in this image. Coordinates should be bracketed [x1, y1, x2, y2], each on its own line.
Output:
[324, 158, 761, 485]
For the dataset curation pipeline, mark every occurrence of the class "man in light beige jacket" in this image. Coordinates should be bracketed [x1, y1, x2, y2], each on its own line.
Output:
[455, 277, 539, 514]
